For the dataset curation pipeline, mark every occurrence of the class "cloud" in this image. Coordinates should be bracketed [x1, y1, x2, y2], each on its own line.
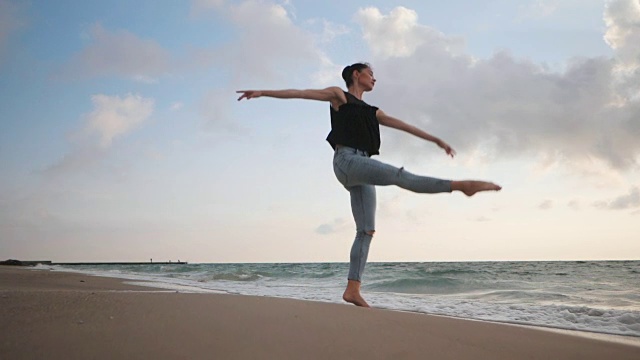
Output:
[604, 0, 640, 70]
[194, 0, 335, 130]
[0, 0, 26, 63]
[220, 0, 323, 83]
[313, 18, 350, 44]
[310, 53, 343, 86]
[315, 224, 335, 235]
[538, 200, 553, 210]
[59, 23, 172, 82]
[81, 93, 155, 148]
[595, 187, 640, 210]
[45, 94, 154, 175]
[194, 1, 639, 165]
[191, 0, 327, 86]
[354, 7, 464, 59]
[170, 102, 184, 111]
[568, 199, 581, 210]
[353, 6, 640, 173]
[518, 1, 558, 20]
[44, 146, 106, 176]
[199, 89, 243, 133]
[315, 217, 351, 235]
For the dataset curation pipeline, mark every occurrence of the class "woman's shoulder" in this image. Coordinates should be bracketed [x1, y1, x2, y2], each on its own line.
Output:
[327, 87, 348, 109]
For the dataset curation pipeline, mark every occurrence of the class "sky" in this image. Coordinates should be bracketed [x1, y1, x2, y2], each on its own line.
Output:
[0, 0, 639, 263]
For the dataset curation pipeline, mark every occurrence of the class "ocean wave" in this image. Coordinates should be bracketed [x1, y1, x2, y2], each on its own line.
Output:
[374, 295, 640, 337]
[470, 290, 572, 302]
[198, 273, 264, 282]
[40, 260, 640, 337]
[366, 277, 463, 294]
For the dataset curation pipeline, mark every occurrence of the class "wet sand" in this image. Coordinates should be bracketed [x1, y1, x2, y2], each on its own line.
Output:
[1, 267, 638, 359]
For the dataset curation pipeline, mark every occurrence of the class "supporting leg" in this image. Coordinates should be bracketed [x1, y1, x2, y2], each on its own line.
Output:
[343, 279, 370, 307]
[343, 184, 376, 307]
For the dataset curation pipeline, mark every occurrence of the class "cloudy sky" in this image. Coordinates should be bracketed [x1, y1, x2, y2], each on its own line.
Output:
[1, 0, 639, 263]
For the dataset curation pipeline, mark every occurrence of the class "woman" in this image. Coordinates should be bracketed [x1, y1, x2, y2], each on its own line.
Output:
[237, 63, 501, 307]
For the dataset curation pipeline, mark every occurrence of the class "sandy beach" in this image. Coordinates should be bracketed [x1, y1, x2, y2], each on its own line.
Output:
[1, 266, 638, 360]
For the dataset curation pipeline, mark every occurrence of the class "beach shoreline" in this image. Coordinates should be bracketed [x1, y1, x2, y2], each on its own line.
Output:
[39, 262, 640, 345]
[1, 266, 639, 359]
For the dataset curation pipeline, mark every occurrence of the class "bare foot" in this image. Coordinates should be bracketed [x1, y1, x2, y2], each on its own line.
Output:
[343, 290, 370, 307]
[343, 279, 370, 307]
[453, 180, 502, 197]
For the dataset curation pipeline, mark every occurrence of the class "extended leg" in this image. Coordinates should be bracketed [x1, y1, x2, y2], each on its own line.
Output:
[337, 154, 500, 195]
[451, 181, 502, 196]
[337, 154, 451, 193]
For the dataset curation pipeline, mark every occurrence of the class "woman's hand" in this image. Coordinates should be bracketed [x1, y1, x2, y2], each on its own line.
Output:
[236, 90, 262, 101]
[436, 139, 456, 158]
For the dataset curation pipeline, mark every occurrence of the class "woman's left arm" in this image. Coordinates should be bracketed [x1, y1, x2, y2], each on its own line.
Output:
[377, 109, 456, 158]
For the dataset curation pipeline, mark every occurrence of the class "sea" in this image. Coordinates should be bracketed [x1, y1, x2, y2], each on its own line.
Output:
[39, 260, 640, 339]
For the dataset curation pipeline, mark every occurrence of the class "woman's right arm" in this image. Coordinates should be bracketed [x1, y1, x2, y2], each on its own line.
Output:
[236, 87, 345, 108]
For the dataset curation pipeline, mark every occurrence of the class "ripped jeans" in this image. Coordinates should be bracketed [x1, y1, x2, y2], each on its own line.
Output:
[332, 146, 452, 281]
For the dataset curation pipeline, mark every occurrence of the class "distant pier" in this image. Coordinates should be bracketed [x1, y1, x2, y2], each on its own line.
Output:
[53, 261, 188, 265]
[1, 260, 187, 266]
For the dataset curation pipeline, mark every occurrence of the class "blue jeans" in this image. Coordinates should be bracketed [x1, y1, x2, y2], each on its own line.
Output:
[332, 146, 452, 281]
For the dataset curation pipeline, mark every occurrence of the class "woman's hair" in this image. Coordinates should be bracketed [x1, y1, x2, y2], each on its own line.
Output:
[341, 62, 370, 87]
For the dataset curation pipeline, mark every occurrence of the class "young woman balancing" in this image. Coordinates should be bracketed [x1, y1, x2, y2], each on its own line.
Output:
[237, 63, 501, 307]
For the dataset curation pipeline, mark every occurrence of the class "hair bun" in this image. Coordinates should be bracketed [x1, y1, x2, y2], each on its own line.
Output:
[341, 65, 353, 82]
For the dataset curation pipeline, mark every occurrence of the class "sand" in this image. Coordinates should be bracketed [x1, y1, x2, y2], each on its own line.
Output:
[1, 266, 639, 360]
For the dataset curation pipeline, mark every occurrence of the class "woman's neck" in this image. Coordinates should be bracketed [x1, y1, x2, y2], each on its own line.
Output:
[347, 85, 365, 100]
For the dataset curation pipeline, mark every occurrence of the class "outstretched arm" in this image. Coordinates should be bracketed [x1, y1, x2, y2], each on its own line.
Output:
[237, 87, 346, 108]
[377, 109, 456, 158]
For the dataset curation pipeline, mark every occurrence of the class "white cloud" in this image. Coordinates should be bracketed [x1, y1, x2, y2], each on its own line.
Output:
[604, 0, 640, 110]
[310, 53, 342, 86]
[604, 0, 640, 70]
[194, 0, 332, 130]
[132, 75, 160, 84]
[45, 94, 154, 176]
[315, 217, 351, 235]
[170, 102, 184, 111]
[354, 6, 640, 173]
[82, 94, 155, 148]
[218, 0, 323, 83]
[354, 7, 464, 59]
[538, 200, 553, 210]
[60, 23, 171, 81]
[317, 19, 350, 44]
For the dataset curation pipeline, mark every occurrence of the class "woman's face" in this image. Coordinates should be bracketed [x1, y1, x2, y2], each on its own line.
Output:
[355, 67, 376, 91]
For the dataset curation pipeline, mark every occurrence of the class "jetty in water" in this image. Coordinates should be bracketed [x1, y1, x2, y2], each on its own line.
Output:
[0, 260, 188, 266]
[52, 261, 188, 265]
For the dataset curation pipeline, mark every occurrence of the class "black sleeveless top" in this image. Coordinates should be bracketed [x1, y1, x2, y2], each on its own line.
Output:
[326, 92, 381, 156]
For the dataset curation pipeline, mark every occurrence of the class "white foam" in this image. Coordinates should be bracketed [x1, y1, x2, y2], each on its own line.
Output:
[122, 281, 226, 293]
[367, 292, 640, 337]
